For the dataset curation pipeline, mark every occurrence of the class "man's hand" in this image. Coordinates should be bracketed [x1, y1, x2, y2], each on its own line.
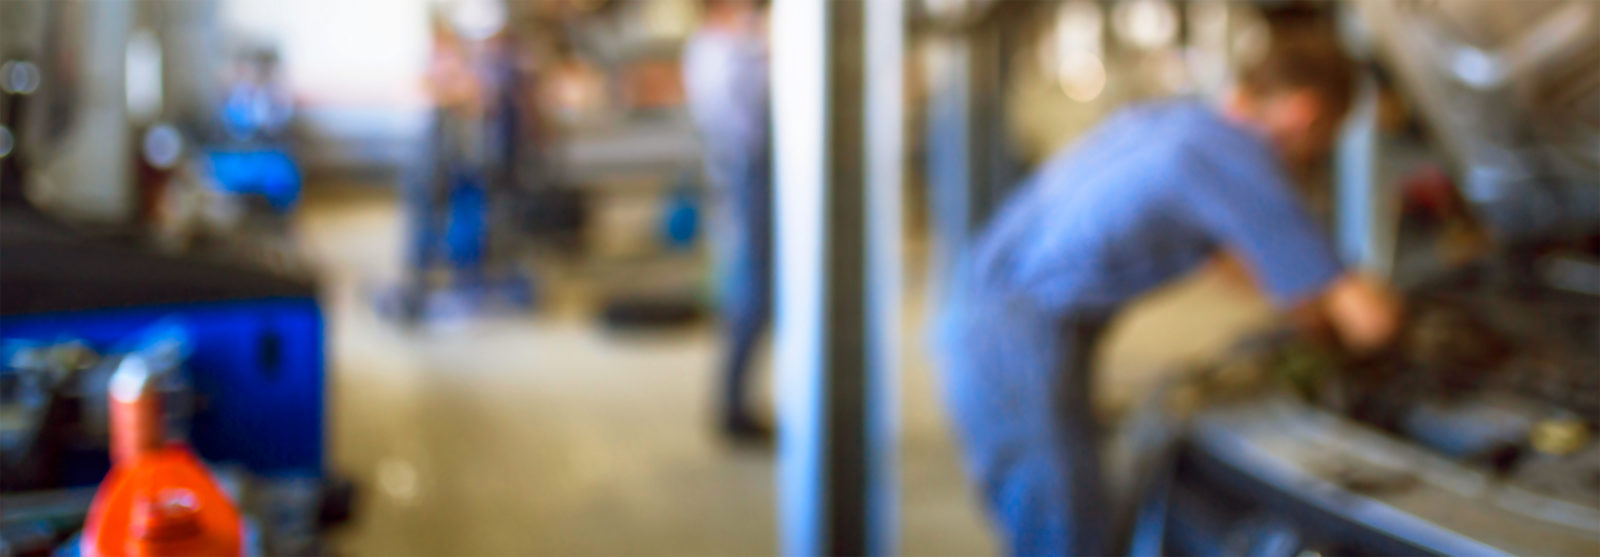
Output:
[1322, 273, 1402, 353]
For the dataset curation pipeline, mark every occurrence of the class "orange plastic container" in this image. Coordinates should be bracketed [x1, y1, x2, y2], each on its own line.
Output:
[81, 360, 242, 557]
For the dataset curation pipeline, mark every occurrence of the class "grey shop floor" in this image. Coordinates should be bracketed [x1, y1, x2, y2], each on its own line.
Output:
[295, 183, 1273, 555]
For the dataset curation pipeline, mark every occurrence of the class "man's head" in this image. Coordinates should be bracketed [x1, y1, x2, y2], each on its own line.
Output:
[1222, 17, 1356, 168]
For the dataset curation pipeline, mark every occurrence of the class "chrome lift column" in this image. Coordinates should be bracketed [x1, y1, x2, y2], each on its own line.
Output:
[772, 0, 904, 555]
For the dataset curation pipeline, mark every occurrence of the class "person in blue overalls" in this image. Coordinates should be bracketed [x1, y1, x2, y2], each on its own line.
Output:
[399, 11, 499, 322]
[936, 21, 1403, 555]
[684, 0, 772, 443]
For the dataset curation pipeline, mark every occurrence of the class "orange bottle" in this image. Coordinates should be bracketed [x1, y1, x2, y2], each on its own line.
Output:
[81, 358, 243, 557]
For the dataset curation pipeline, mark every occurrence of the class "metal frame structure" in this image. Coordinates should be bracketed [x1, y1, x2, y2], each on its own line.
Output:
[920, 3, 1034, 274]
[772, 0, 904, 555]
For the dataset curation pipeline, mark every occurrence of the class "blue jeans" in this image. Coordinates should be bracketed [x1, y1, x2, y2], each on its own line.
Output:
[707, 141, 771, 422]
[938, 292, 1111, 556]
[406, 172, 486, 275]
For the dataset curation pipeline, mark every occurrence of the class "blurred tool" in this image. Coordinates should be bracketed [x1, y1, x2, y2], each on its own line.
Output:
[1396, 396, 1536, 462]
[125, 41, 303, 258]
[207, 46, 301, 216]
[1141, 260, 1600, 555]
[81, 343, 243, 557]
[0, 324, 352, 555]
[660, 179, 701, 251]
[1531, 419, 1591, 457]
[0, 333, 194, 493]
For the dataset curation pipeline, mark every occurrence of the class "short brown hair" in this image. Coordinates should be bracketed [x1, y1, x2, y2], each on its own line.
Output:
[1237, 15, 1357, 123]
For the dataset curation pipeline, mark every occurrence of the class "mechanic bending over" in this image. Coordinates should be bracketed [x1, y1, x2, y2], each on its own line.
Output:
[935, 17, 1402, 556]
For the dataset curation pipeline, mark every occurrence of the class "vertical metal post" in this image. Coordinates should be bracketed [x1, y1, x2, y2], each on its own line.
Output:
[969, 16, 1020, 225]
[1336, 76, 1397, 277]
[924, 8, 1021, 281]
[924, 36, 976, 277]
[772, 0, 902, 555]
[864, 1, 905, 554]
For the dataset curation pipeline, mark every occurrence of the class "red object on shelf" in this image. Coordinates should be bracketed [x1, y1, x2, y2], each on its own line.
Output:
[81, 447, 244, 557]
[1400, 164, 1458, 216]
[81, 363, 242, 557]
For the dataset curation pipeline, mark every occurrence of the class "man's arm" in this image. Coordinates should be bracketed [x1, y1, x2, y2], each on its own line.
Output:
[1319, 272, 1401, 353]
[1186, 134, 1401, 353]
[1180, 116, 1405, 353]
[1277, 270, 1401, 353]
[1219, 249, 1402, 353]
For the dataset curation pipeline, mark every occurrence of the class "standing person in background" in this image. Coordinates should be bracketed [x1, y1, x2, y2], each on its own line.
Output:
[400, 10, 490, 323]
[936, 15, 1403, 555]
[683, 0, 772, 444]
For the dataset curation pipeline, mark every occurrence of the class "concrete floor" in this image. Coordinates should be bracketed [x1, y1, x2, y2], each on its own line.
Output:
[295, 184, 1274, 555]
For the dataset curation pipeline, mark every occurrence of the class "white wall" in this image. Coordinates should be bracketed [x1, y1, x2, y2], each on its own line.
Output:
[222, 0, 436, 172]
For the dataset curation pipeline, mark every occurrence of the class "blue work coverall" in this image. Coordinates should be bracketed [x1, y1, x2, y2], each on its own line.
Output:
[937, 100, 1344, 555]
[683, 29, 771, 424]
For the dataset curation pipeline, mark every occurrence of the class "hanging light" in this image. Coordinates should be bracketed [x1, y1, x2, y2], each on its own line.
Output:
[449, 0, 507, 41]
[1112, 0, 1178, 51]
[1055, 0, 1103, 54]
[142, 124, 184, 170]
[1038, 0, 1101, 73]
[0, 126, 14, 159]
[1040, 1, 1106, 103]
[1057, 50, 1106, 102]
[0, 60, 41, 95]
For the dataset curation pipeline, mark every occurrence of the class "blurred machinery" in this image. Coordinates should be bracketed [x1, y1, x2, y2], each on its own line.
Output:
[0, 205, 350, 556]
[1357, 0, 1599, 246]
[77, 330, 244, 557]
[1, 3, 348, 555]
[1107, 1, 1600, 555]
[1131, 260, 1600, 556]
